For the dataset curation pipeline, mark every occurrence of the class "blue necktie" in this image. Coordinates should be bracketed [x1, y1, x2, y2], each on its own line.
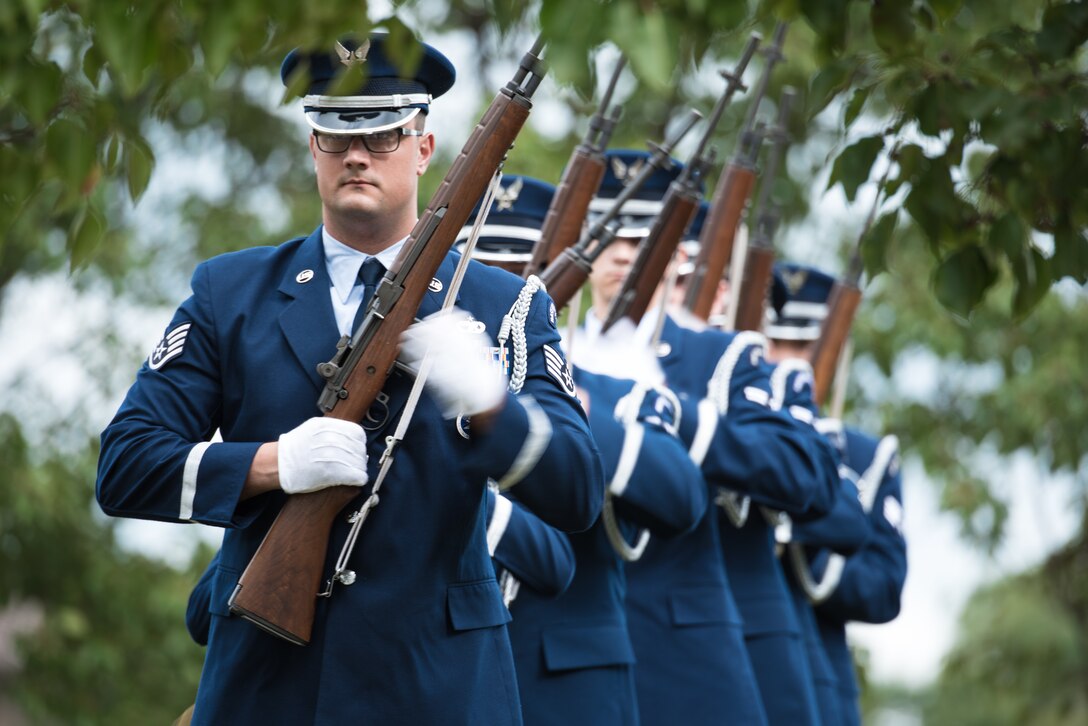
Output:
[352, 257, 386, 333]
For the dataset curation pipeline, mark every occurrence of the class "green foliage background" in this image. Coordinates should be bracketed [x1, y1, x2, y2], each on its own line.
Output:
[0, 0, 1085, 722]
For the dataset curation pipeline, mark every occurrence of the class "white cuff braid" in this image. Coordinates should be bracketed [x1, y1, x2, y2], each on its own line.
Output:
[278, 417, 369, 494]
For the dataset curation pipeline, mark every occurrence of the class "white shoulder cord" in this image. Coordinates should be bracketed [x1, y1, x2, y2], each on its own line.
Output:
[320, 170, 506, 598]
[487, 274, 549, 607]
[497, 275, 544, 395]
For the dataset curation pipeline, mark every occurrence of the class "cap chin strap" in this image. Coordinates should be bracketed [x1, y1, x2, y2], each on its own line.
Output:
[303, 93, 431, 109]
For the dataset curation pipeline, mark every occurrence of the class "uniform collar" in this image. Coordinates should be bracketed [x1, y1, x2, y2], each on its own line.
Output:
[583, 305, 660, 347]
[322, 226, 408, 303]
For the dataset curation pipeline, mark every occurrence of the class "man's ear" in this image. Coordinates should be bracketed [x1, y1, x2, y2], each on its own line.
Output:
[416, 132, 435, 176]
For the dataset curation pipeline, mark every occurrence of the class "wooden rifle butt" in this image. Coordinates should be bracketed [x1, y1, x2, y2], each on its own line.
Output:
[229, 485, 360, 645]
[732, 246, 776, 332]
[810, 282, 862, 406]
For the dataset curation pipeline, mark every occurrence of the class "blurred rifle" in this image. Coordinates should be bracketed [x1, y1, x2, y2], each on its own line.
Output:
[601, 34, 761, 332]
[227, 39, 548, 646]
[524, 56, 626, 278]
[810, 142, 900, 405]
[538, 109, 702, 310]
[683, 22, 788, 321]
[731, 87, 795, 331]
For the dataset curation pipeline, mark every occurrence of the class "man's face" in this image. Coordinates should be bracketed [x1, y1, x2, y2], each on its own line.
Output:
[309, 121, 434, 228]
[766, 337, 813, 363]
[589, 237, 639, 306]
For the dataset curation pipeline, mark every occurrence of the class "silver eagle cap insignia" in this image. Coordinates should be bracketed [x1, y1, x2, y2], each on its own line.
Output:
[335, 39, 371, 67]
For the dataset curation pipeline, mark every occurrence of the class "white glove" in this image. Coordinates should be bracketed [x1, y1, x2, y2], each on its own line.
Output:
[573, 317, 665, 387]
[278, 417, 369, 495]
[399, 309, 507, 418]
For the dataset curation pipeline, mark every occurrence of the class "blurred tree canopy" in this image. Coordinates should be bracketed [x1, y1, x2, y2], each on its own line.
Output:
[0, 0, 1085, 722]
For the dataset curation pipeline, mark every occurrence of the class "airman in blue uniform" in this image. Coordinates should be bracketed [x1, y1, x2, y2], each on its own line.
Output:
[460, 173, 706, 724]
[766, 263, 909, 726]
[97, 35, 603, 725]
[582, 151, 840, 725]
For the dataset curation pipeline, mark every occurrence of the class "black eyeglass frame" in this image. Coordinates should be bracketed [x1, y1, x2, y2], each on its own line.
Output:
[312, 128, 424, 154]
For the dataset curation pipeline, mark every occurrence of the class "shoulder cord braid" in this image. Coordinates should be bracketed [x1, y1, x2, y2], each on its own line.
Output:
[498, 275, 545, 395]
[708, 331, 768, 527]
[489, 275, 546, 606]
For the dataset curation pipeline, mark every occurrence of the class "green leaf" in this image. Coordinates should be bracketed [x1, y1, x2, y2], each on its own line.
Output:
[1051, 228, 1088, 283]
[68, 203, 105, 272]
[45, 119, 97, 190]
[1011, 247, 1051, 318]
[1036, 1, 1088, 64]
[827, 135, 883, 202]
[124, 138, 154, 203]
[382, 18, 424, 80]
[843, 86, 869, 129]
[802, 0, 850, 54]
[932, 245, 997, 318]
[928, 0, 963, 22]
[987, 212, 1025, 259]
[808, 59, 852, 119]
[20, 59, 64, 125]
[871, 0, 916, 57]
[861, 211, 898, 277]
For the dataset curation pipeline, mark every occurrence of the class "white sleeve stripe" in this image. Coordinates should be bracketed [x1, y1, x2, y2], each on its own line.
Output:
[181, 442, 212, 521]
[609, 424, 645, 497]
[497, 396, 553, 491]
[487, 494, 514, 555]
[788, 405, 815, 424]
[689, 399, 718, 467]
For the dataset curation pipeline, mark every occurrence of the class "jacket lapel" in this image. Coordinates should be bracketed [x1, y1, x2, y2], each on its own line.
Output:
[278, 227, 341, 389]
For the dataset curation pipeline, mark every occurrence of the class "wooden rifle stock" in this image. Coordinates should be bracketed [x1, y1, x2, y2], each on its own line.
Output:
[228, 41, 546, 645]
[809, 281, 862, 406]
[536, 110, 702, 312]
[526, 58, 625, 278]
[684, 162, 757, 320]
[538, 246, 596, 310]
[684, 25, 788, 322]
[527, 150, 607, 276]
[731, 245, 776, 331]
[602, 189, 700, 330]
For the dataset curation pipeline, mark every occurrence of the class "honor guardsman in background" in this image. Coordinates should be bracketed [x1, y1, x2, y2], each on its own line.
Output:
[581, 150, 839, 726]
[767, 263, 909, 726]
[460, 174, 706, 724]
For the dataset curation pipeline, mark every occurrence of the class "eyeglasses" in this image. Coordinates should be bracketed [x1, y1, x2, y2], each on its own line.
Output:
[313, 128, 423, 154]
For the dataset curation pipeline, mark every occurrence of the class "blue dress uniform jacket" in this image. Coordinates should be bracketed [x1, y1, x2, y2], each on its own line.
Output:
[500, 368, 704, 726]
[712, 358, 839, 726]
[787, 418, 872, 726]
[813, 428, 908, 726]
[623, 320, 834, 726]
[488, 489, 576, 600]
[96, 227, 604, 725]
